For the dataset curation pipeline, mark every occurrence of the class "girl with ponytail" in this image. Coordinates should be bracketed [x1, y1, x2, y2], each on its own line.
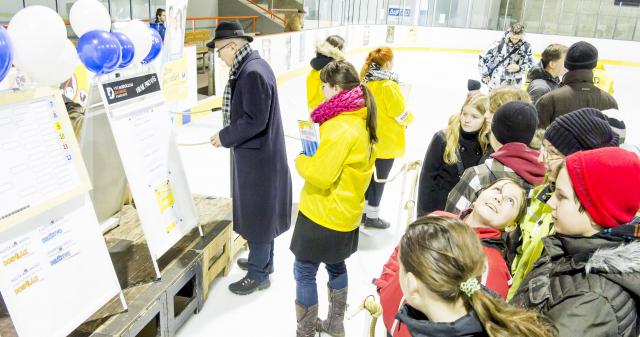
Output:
[290, 60, 377, 337]
[395, 215, 557, 337]
[360, 46, 414, 229]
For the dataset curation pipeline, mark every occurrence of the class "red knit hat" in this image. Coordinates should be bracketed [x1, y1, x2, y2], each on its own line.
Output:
[565, 147, 640, 228]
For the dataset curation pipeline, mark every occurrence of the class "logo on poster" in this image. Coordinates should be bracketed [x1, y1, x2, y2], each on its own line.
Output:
[106, 87, 115, 100]
[388, 8, 411, 16]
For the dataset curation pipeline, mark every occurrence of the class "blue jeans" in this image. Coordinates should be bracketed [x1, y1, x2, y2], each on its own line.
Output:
[247, 240, 274, 282]
[294, 259, 347, 307]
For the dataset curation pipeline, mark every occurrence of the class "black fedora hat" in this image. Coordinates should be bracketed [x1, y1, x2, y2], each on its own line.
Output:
[206, 21, 253, 48]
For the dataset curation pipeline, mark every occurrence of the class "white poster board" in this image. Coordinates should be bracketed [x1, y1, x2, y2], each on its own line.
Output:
[99, 73, 199, 263]
[0, 194, 123, 337]
[0, 88, 123, 337]
[0, 89, 92, 230]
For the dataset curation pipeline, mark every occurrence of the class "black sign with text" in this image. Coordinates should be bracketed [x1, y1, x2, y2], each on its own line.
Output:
[102, 73, 161, 105]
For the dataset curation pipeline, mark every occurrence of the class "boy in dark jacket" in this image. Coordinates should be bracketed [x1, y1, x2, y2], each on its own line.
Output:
[511, 147, 640, 337]
[535, 41, 618, 128]
[445, 101, 545, 213]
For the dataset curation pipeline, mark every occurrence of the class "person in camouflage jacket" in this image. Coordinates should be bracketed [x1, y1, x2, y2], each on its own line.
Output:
[479, 23, 534, 90]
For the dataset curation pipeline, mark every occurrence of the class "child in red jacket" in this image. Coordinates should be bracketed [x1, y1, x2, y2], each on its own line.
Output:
[375, 178, 527, 337]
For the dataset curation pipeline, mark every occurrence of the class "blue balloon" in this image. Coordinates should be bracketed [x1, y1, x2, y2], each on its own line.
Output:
[112, 32, 135, 68]
[77, 30, 122, 74]
[142, 28, 162, 64]
[0, 26, 12, 83]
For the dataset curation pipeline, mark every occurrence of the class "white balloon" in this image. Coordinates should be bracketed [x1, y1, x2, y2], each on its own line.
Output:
[8, 6, 68, 71]
[114, 20, 152, 65]
[70, 0, 111, 38]
[32, 39, 79, 86]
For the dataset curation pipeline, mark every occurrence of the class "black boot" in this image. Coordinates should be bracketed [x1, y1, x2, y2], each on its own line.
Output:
[364, 217, 390, 229]
[237, 258, 274, 274]
[228, 275, 270, 295]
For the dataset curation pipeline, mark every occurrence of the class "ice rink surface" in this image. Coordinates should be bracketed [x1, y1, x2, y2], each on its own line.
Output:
[175, 49, 640, 337]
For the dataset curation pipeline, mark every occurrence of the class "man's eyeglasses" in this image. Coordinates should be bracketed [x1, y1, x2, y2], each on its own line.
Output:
[216, 42, 234, 55]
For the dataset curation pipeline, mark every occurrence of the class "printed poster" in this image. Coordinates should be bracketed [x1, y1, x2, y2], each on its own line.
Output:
[164, 0, 188, 61]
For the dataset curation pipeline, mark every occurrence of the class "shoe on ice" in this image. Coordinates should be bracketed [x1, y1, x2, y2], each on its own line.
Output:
[228, 275, 271, 295]
[364, 217, 390, 229]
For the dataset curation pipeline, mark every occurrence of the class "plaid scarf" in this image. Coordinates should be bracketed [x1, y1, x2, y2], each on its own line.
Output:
[363, 62, 399, 83]
[222, 42, 253, 127]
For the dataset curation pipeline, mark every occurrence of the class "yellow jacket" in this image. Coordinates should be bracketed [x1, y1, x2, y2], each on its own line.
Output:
[307, 69, 323, 113]
[366, 80, 414, 159]
[593, 63, 615, 94]
[296, 107, 375, 232]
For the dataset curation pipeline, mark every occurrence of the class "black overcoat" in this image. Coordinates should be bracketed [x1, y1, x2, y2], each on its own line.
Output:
[219, 51, 292, 242]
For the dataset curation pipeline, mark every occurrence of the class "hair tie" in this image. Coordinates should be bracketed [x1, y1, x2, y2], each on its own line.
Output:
[459, 277, 481, 297]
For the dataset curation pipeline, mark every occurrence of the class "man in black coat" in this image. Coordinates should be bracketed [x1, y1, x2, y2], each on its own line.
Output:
[209, 21, 292, 295]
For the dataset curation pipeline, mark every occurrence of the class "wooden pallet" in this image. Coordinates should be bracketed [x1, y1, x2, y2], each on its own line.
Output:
[192, 221, 232, 303]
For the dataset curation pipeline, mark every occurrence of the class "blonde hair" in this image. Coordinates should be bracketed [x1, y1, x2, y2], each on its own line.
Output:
[399, 216, 558, 337]
[443, 94, 490, 165]
[488, 86, 531, 113]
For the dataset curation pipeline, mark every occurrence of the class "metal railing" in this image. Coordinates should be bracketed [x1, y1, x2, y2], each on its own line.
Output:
[246, 0, 288, 25]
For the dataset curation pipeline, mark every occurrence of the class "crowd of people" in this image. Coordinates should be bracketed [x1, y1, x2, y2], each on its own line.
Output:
[207, 20, 640, 337]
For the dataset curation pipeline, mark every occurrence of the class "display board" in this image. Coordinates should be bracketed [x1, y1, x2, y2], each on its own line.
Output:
[0, 88, 123, 337]
[0, 88, 91, 230]
[0, 194, 123, 337]
[100, 73, 199, 262]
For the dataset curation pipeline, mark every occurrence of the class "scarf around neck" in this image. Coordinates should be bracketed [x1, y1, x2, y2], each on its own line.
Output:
[311, 86, 365, 125]
[221, 42, 253, 127]
[363, 62, 399, 83]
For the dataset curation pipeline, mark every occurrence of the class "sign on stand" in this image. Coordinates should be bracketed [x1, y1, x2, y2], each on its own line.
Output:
[99, 72, 200, 277]
[0, 88, 124, 337]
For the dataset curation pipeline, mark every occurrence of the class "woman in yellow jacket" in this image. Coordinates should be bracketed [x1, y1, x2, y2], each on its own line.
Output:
[290, 60, 377, 337]
[360, 47, 414, 229]
[306, 35, 346, 113]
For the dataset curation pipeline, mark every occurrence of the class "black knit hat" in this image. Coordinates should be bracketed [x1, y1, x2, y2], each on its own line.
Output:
[491, 101, 538, 145]
[565, 41, 598, 71]
[468, 79, 481, 91]
[544, 108, 620, 156]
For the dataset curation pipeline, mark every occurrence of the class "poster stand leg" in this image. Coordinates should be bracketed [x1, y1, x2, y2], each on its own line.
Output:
[152, 257, 162, 280]
[198, 225, 204, 237]
[118, 291, 128, 311]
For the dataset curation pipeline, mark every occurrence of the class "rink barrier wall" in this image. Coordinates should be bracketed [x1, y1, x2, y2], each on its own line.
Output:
[190, 25, 640, 126]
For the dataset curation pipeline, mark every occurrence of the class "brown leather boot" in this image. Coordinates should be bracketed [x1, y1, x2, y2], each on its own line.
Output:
[318, 286, 347, 337]
[296, 301, 318, 337]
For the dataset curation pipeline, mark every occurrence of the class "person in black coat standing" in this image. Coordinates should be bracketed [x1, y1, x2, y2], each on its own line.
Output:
[209, 21, 292, 295]
[417, 93, 490, 216]
[526, 44, 568, 104]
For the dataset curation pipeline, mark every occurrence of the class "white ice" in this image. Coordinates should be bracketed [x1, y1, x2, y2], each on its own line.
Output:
[175, 49, 640, 337]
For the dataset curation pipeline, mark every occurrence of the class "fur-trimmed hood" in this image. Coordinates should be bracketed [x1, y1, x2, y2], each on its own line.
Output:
[315, 40, 345, 61]
[546, 233, 640, 299]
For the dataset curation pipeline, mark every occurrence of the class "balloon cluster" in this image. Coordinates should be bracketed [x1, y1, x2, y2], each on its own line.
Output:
[0, 0, 163, 85]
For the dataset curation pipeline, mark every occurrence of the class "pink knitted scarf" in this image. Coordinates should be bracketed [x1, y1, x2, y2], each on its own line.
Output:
[311, 86, 365, 125]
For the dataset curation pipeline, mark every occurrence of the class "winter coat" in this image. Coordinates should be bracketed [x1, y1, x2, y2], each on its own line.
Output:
[395, 305, 489, 337]
[527, 62, 560, 104]
[219, 51, 292, 242]
[535, 69, 619, 128]
[445, 142, 545, 214]
[306, 41, 345, 112]
[365, 79, 413, 159]
[511, 233, 640, 337]
[374, 210, 511, 337]
[507, 183, 554, 300]
[478, 34, 534, 89]
[417, 129, 484, 216]
[150, 21, 166, 41]
[296, 95, 375, 232]
[284, 14, 303, 32]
